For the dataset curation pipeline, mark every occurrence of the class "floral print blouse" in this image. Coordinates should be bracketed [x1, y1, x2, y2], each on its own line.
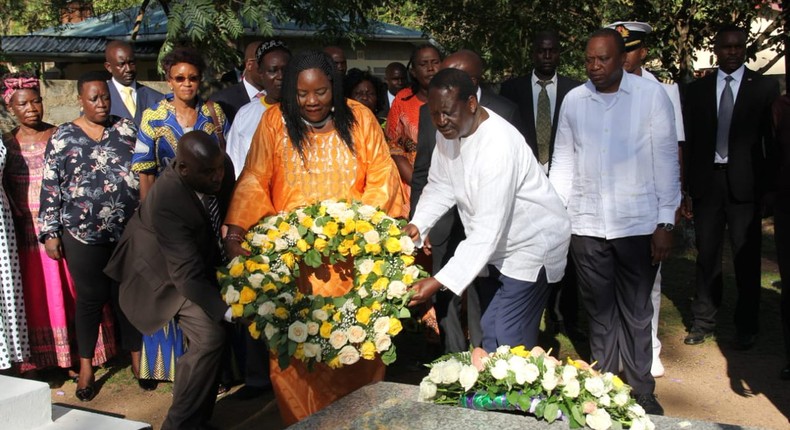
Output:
[38, 116, 139, 245]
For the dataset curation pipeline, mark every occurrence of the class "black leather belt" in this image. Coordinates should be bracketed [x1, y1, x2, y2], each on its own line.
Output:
[713, 163, 728, 170]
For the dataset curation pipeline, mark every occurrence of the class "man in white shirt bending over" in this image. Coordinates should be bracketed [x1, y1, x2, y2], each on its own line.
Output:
[405, 67, 571, 354]
[549, 28, 679, 416]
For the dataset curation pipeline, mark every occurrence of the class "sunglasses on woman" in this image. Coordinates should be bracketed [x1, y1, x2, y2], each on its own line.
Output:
[171, 75, 201, 83]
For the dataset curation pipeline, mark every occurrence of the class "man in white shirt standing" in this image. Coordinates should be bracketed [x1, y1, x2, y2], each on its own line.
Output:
[607, 20, 686, 379]
[406, 67, 571, 354]
[225, 40, 291, 177]
[209, 41, 266, 124]
[549, 28, 679, 415]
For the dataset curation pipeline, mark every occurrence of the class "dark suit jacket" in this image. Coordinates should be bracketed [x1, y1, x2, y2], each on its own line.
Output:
[683, 68, 780, 202]
[499, 74, 582, 162]
[107, 80, 164, 127]
[209, 82, 252, 125]
[409, 87, 524, 250]
[105, 161, 235, 335]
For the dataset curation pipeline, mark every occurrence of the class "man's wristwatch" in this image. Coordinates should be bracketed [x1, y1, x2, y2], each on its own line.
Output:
[657, 223, 674, 232]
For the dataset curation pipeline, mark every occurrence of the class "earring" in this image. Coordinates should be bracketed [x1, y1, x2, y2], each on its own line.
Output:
[331, 106, 335, 112]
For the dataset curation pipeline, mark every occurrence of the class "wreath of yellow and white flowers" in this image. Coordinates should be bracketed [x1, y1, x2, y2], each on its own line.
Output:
[218, 199, 428, 370]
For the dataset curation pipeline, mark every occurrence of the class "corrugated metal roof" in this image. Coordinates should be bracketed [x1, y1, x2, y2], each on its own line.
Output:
[1, 4, 426, 57]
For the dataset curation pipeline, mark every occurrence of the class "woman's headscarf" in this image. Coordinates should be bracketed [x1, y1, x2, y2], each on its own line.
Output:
[2, 74, 39, 105]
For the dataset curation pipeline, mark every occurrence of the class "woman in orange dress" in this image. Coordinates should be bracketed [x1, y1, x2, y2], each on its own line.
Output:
[224, 50, 404, 424]
[385, 44, 441, 213]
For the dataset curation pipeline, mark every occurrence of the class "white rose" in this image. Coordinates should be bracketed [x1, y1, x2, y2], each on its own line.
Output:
[374, 334, 391, 352]
[586, 408, 613, 430]
[372, 317, 390, 335]
[441, 359, 462, 384]
[490, 359, 510, 380]
[584, 376, 606, 397]
[543, 358, 557, 373]
[250, 233, 267, 246]
[627, 403, 646, 418]
[562, 378, 581, 398]
[561, 364, 578, 384]
[263, 323, 278, 339]
[287, 321, 308, 343]
[329, 330, 349, 349]
[508, 356, 529, 384]
[340, 209, 355, 223]
[274, 238, 288, 251]
[399, 236, 415, 254]
[418, 379, 438, 401]
[541, 371, 559, 391]
[303, 342, 322, 359]
[363, 230, 381, 245]
[357, 287, 369, 299]
[598, 394, 611, 407]
[257, 301, 276, 317]
[613, 391, 630, 407]
[496, 345, 511, 355]
[387, 280, 408, 299]
[306, 321, 320, 336]
[459, 365, 479, 392]
[248, 273, 266, 288]
[337, 345, 360, 365]
[224, 286, 240, 304]
[310, 224, 324, 235]
[357, 205, 376, 220]
[347, 325, 367, 343]
[295, 209, 306, 221]
[326, 202, 346, 218]
[277, 292, 294, 305]
[631, 417, 655, 430]
[405, 266, 420, 279]
[522, 363, 541, 384]
[358, 259, 375, 275]
[312, 309, 329, 321]
[428, 362, 447, 384]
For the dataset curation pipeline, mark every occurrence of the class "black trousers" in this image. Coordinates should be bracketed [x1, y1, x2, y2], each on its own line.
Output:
[692, 169, 762, 335]
[61, 232, 140, 358]
[571, 234, 657, 395]
[775, 204, 790, 362]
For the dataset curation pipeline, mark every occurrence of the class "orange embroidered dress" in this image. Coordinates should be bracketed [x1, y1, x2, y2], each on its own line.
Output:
[225, 99, 404, 424]
[385, 87, 425, 214]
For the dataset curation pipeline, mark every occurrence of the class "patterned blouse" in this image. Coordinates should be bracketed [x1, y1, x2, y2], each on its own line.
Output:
[38, 116, 139, 245]
[132, 95, 230, 175]
[385, 87, 424, 165]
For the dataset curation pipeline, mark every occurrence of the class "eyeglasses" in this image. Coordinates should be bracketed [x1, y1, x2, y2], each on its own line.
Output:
[170, 75, 201, 83]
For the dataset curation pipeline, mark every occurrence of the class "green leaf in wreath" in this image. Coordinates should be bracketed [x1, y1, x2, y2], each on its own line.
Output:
[381, 347, 396, 365]
[543, 402, 559, 424]
[398, 307, 411, 318]
[569, 403, 585, 427]
[297, 225, 307, 236]
[304, 249, 322, 268]
[313, 296, 325, 309]
[334, 297, 348, 308]
[278, 352, 290, 370]
[517, 394, 532, 411]
[611, 421, 623, 430]
[287, 340, 297, 356]
[534, 401, 545, 417]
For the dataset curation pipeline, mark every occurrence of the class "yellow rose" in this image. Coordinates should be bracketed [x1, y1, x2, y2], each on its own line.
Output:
[400, 255, 415, 266]
[350, 244, 362, 256]
[333, 311, 342, 322]
[239, 286, 256, 305]
[356, 307, 372, 325]
[263, 282, 277, 293]
[371, 301, 382, 311]
[402, 274, 414, 285]
[294, 291, 305, 301]
[281, 275, 291, 284]
[299, 308, 309, 318]
[371, 211, 386, 224]
[296, 239, 309, 253]
[324, 221, 339, 238]
[314, 237, 328, 252]
[300, 217, 314, 228]
[384, 237, 401, 253]
[388, 223, 401, 237]
[278, 221, 290, 233]
[229, 262, 244, 277]
[248, 322, 261, 340]
[258, 263, 270, 273]
[612, 375, 624, 389]
[241, 242, 252, 251]
[328, 356, 341, 369]
[361, 341, 377, 360]
[510, 345, 530, 358]
[266, 229, 278, 240]
[355, 221, 373, 234]
[364, 243, 381, 254]
[274, 307, 289, 319]
[281, 252, 295, 269]
[388, 317, 403, 335]
[294, 343, 305, 360]
[340, 220, 356, 235]
[372, 260, 385, 276]
[320, 321, 333, 338]
[231, 303, 244, 318]
[358, 273, 369, 284]
[245, 260, 257, 272]
[318, 205, 327, 216]
[372, 277, 389, 291]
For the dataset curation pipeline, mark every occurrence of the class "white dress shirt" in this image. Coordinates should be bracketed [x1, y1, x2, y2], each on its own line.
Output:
[411, 109, 571, 294]
[713, 65, 744, 164]
[549, 72, 680, 240]
[242, 77, 260, 102]
[531, 71, 558, 124]
[388, 91, 396, 107]
[641, 68, 685, 141]
[111, 77, 137, 104]
[226, 99, 270, 178]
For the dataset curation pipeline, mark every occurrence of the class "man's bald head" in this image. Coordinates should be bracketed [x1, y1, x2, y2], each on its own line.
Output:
[104, 40, 136, 86]
[323, 45, 348, 77]
[440, 49, 483, 87]
[243, 41, 265, 89]
[176, 131, 225, 195]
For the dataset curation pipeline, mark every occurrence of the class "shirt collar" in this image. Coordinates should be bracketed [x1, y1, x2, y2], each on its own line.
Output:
[242, 77, 260, 101]
[476, 86, 482, 103]
[582, 70, 632, 99]
[531, 71, 557, 87]
[717, 65, 745, 83]
[111, 77, 136, 92]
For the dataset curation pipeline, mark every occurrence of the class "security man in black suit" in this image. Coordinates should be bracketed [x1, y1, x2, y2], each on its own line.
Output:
[210, 41, 265, 124]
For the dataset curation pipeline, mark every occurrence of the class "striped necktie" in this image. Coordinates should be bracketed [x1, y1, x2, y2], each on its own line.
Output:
[203, 195, 226, 261]
[536, 80, 552, 164]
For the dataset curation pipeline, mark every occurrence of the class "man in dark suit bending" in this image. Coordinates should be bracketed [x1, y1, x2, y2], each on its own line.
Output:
[682, 25, 780, 349]
[104, 40, 164, 127]
[410, 49, 525, 353]
[106, 131, 235, 430]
